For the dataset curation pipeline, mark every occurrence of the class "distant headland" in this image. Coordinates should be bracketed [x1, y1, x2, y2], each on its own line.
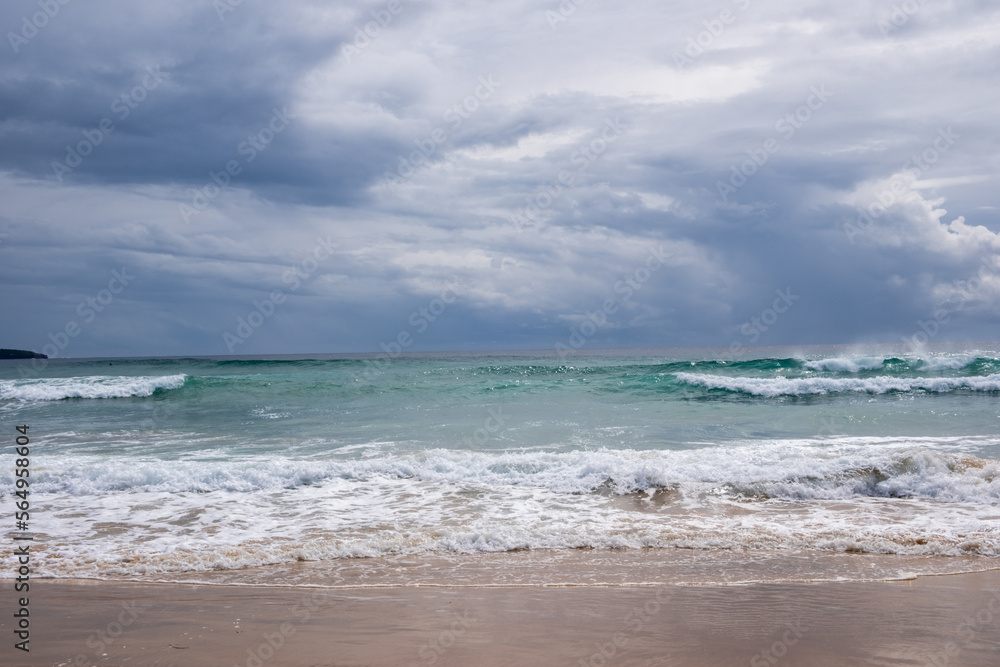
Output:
[0, 349, 47, 360]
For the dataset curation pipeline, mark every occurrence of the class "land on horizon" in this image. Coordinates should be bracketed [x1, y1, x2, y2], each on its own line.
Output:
[0, 348, 46, 360]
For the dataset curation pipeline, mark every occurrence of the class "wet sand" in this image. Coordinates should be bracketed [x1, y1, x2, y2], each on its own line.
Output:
[4, 571, 1000, 666]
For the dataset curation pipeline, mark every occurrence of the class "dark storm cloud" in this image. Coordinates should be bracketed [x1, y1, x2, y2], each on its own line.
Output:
[0, 0, 431, 208]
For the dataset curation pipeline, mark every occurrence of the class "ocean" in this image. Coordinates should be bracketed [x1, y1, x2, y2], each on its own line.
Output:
[3, 344, 1000, 588]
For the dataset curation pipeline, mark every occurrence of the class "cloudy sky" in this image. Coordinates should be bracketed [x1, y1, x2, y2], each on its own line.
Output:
[1, 0, 998, 357]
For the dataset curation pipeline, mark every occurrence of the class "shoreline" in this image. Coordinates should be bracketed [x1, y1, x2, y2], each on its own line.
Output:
[12, 560, 1000, 589]
[5, 570, 1000, 666]
[12, 547, 999, 591]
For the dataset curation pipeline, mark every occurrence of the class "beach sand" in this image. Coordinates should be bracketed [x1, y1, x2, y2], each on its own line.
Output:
[5, 570, 1000, 666]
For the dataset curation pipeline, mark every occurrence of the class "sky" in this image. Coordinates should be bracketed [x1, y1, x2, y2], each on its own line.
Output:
[1, 0, 998, 358]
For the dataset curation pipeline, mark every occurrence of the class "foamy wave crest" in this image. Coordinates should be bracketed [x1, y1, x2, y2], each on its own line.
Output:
[9, 443, 1000, 579]
[0, 375, 186, 401]
[17, 442, 1000, 504]
[919, 355, 980, 371]
[675, 372, 1000, 396]
[803, 357, 884, 373]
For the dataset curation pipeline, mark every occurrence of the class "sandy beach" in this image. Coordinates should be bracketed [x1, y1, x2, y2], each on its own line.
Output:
[4, 569, 1000, 666]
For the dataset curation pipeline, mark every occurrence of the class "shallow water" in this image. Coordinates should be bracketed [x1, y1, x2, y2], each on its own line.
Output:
[2, 343, 999, 584]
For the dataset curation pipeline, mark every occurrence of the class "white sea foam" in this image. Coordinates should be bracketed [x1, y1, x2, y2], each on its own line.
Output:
[10, 440, 999, 502]
[0, 374, 186, 401]
[4, 440, 1000, 579]
[250, 406, 292, 419]
[675, 372, 1000, 396]
[804, 356, 885, 373]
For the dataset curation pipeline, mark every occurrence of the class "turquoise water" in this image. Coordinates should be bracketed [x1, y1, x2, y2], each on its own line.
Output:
[2, 344, 1000, 582]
